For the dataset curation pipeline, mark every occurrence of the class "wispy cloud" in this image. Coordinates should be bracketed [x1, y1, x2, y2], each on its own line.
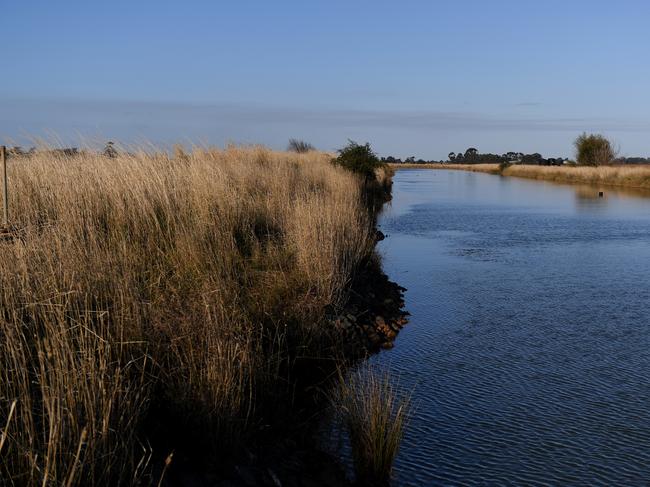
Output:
[1, 97, 649, 149]
[514, 102, 543, 107]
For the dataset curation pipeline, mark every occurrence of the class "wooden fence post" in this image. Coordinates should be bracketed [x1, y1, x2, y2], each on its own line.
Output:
[1, 146, 7, 227]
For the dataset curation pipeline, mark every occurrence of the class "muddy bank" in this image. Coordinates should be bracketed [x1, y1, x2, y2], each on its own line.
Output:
[330, 245, 409, 354]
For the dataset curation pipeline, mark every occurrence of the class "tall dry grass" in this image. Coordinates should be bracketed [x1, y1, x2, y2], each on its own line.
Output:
[0, 145, 377, 486]
[335, 367, 410, 486]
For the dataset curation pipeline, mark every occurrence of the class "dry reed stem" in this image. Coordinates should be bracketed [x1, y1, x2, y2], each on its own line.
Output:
[0, 399, 17, 455]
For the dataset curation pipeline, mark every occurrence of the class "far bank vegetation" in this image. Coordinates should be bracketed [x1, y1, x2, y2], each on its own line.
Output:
[391, 134, 650, 190]
[433, 163, 650, 190]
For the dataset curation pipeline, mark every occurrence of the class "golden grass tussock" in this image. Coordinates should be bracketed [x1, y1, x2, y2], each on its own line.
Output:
[335, 367, 410, 486]
[391, 163, 650, 190]
[0, 145, 377, 486]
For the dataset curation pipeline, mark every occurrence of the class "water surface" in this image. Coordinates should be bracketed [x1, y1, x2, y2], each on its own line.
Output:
[374, 169, 650, 486]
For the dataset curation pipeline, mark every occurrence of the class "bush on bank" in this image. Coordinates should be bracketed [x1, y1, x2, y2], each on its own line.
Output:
[574, 133, 615, 166]
[333, 141, 393, 213]
[333, 141, 385, 181]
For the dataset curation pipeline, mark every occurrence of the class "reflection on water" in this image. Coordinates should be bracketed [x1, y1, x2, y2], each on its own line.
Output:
[574, 188, 608, 213]
[372, 169, 650, 486]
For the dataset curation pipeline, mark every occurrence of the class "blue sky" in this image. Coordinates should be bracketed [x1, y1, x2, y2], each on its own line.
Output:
[2, 0, 650, 159]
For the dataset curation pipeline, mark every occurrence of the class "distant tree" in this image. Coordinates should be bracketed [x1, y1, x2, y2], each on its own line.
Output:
[620, 157, 650, 164]
[445, 148, 575, 166]
[287, 139, 315, 153]
[521, 152, 544, 165]
[7, 147, 25, 158]
[574, 133, 615, 166]
[464, 147, 478, 160]
[52, 148, 79, 157]
[103, 141, 118, 158]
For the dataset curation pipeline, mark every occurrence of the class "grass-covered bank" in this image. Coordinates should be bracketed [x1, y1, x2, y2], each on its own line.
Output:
[391, 163, 650, 191]
[0, 145, 406, 486]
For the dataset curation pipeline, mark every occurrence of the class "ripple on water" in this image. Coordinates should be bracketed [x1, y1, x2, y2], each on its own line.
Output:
[369, 169, 650, 486]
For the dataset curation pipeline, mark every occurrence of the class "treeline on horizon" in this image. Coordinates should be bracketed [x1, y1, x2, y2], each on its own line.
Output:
[5, 141, 650, 166]
[381, 147, 650, 166]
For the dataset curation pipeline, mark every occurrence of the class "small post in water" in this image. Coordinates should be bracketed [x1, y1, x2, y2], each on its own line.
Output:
[1, 146, 7, 227]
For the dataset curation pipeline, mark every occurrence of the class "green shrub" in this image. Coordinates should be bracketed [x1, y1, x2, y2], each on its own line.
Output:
[574, 133, 615, 166]
[333, 141, 385, 181]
